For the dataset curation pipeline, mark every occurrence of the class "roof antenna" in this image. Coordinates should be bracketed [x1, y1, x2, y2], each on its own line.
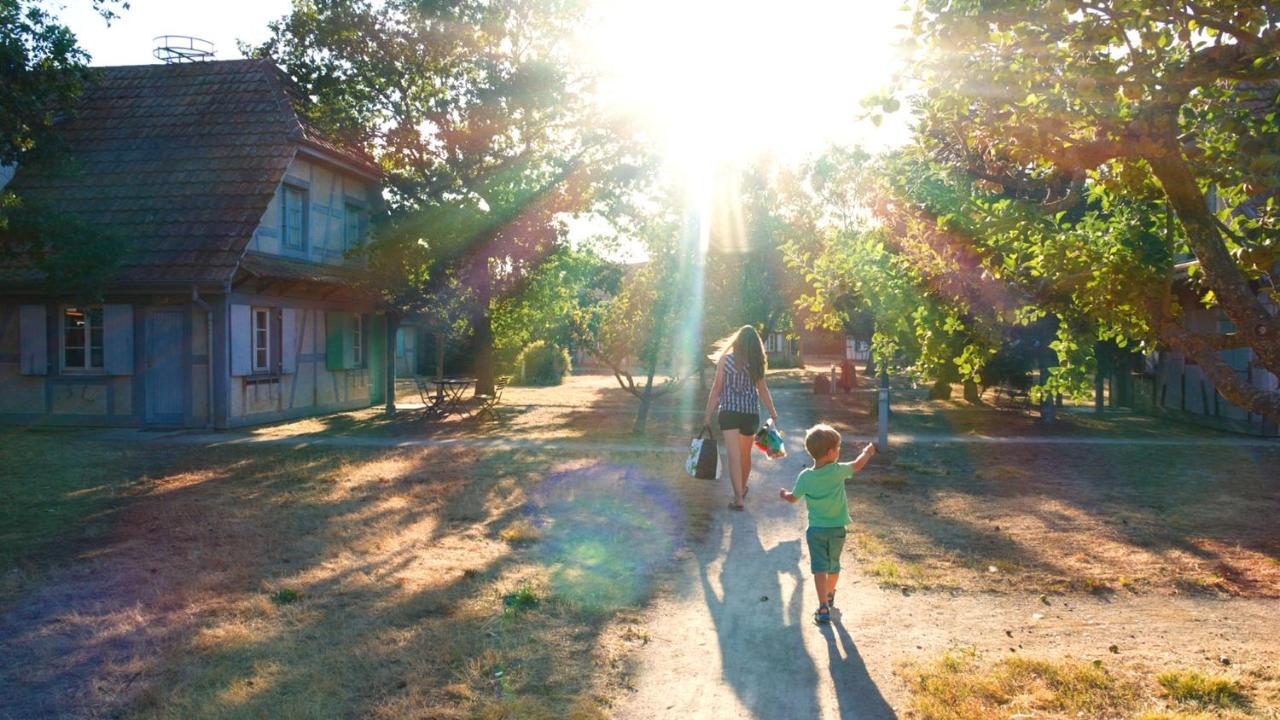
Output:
[153, 35, 215, 64]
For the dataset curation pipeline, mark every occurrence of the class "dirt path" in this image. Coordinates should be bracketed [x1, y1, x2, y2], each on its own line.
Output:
[611, 408, 1280, 719]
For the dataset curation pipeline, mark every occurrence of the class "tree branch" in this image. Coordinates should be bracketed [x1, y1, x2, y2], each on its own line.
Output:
[1160, 320, 1280, 422]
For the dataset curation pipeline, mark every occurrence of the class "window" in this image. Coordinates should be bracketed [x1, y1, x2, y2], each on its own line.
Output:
[282, 185, 307, 251]
[344, 203, 365, 251]
[352, 314, 363, 367]
[253, 308, 271, 373]
[63, 306, 104, 370]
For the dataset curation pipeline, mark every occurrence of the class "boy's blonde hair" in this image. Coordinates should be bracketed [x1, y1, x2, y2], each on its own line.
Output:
[804, 424, 841, 459]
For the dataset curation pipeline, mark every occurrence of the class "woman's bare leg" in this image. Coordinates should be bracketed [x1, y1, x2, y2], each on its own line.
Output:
[723, 429, 744, 505]
[738, 432, 754, 497]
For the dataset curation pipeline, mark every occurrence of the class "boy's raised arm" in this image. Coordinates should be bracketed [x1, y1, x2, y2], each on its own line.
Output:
[841, 442, 877, 474]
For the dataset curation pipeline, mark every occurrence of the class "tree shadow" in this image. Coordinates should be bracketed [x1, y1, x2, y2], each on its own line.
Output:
[0, 429, 703, 719]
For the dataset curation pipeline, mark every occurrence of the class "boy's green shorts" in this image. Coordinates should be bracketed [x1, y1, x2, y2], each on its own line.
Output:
[806, 526, 847, 573]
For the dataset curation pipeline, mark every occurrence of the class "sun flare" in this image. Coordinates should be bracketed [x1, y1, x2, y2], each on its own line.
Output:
[580, 0, 910, 172]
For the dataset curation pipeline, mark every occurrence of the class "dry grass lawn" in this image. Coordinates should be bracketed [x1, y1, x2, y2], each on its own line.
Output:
[3, 369, 1278, 719]
[813, 382, 1280, 598]
[0, 406, 716, 718]
[900, 649, 1279, 719]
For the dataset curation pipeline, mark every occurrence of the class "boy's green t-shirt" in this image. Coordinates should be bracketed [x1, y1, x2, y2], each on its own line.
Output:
[791, 462, 852, 528]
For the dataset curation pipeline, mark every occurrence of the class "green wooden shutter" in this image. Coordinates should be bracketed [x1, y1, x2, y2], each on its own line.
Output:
[325, 311, 347, 370]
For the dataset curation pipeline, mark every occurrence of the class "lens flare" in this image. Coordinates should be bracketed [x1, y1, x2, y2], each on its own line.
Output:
[525, 463, 685, 610]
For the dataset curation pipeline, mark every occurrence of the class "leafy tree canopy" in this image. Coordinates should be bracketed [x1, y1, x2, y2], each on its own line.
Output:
[838, 0, 1280, 418]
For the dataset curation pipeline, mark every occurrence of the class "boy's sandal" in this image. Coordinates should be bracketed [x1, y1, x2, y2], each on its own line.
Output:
[814, 604, 831, 625]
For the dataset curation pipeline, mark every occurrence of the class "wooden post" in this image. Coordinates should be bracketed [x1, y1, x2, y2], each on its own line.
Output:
[384, 312, 398, 416]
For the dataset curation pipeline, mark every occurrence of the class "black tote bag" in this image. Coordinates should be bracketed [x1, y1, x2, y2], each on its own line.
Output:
[693, 425, 719, 480]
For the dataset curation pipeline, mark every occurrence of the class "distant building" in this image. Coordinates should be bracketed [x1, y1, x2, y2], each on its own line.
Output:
[0, 59, 394, 428]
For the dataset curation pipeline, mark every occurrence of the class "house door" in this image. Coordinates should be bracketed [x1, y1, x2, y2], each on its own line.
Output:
[145, 309, 185, 425]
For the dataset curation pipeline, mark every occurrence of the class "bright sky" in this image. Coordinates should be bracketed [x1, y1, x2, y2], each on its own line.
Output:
[62, 0, 913, 156]
[578, 0, 914, 165]
[57, 0, 290, 66]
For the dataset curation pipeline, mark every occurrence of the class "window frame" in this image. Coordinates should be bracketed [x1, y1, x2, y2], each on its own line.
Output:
[343, 202, 366, 252]
[281, 184, 309, 253]
[252, 307, 272, 374]
[61, 305, 105, 372]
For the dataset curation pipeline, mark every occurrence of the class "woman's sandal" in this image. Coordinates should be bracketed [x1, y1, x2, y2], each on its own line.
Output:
[814, 604, 831, 625]
[727, 501, 745, 511]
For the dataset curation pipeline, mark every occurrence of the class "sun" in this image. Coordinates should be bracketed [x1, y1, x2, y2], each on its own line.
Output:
[578, 0, 911, 173]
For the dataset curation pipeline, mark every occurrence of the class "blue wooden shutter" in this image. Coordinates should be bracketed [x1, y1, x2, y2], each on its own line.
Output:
[281, 308, 299, 374]
[103, 304, 134, 375]
[18, 304, 47, 375]
[230, 304, 252, 376]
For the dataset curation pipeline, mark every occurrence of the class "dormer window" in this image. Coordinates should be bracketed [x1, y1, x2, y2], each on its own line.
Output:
[282, 185, 308, 252]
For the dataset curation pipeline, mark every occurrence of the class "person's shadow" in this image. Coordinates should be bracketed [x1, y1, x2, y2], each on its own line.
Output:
[822, 616, 897, 719]
[699, 512, 821, 718]
[699, 511, 898, 719]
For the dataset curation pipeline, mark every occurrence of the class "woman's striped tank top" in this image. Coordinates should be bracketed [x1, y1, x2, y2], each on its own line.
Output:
[718, 353, 760, 414]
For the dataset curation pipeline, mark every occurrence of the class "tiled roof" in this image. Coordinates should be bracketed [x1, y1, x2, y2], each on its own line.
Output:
[3, 59, 377, 287]
[238, 251, 369, 286]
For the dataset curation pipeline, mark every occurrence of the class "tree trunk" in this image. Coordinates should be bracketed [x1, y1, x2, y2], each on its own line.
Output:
[1146, 144, 1280, 376]
[1039, 360, 1055, 424]
[928, 377, 952, 400]
[633, 365, 657, 434]
[963, 379, 982, 404]
[472, 307, 495, 397]
[435, 330, 445, 380]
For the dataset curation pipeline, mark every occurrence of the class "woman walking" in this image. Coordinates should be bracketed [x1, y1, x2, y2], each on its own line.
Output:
[703, 325, 779, 510]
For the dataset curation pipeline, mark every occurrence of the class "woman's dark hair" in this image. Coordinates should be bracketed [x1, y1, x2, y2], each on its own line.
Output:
[710, 325, 767, 383]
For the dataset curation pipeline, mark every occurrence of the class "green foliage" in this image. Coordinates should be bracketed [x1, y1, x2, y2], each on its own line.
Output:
[0, 0, 130, 297]
[0, 0, 117, 167]
[894, 0, 1280, 420]
[514, 340, 571, 386]
[492, 247, 621, 364]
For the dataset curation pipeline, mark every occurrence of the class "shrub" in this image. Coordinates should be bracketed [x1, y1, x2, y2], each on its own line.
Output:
[514, 340, 571, 386]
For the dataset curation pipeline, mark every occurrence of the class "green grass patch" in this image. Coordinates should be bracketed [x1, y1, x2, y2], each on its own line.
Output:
[1157, 670, 1248, 709]
[900, 650, 1138, 720]
[867, 558, 928, 586]
[500, 519, 543, 545]
[503, 585, 540, 613]
[269, 588, 301, 605]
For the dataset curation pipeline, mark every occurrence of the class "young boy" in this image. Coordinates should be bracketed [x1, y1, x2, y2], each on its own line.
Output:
[779, 423, 875, 624]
